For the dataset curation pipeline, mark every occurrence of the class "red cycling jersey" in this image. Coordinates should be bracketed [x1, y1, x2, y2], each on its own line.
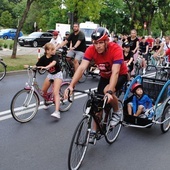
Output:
[84, 42, 128, 79]
[166, 48, 170, 62]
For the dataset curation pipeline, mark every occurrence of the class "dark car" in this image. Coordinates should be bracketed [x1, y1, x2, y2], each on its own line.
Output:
[18, 32, 53, 47]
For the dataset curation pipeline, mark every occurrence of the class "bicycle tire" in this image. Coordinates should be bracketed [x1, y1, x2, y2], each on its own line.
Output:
[105, 100, 123, 144]
[161, 104, 170, 133]
[10, 89, 39, 123]
[68, 116, 91, 170]
[0, 61, 6, 81]
[59, 82, 74, 112]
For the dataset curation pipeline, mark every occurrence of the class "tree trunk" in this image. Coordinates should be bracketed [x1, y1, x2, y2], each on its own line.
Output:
[11, 0, 35, 59]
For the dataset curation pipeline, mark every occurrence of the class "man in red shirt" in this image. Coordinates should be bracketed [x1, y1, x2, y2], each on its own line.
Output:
[65, 27, 128, 144]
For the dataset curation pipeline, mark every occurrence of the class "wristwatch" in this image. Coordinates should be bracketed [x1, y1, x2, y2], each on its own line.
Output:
[106, 90, 113, 95]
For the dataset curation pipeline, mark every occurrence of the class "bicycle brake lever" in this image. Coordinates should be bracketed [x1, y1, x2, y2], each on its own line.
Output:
[67, 88, 73, 103]
[103, 96, 108, 109]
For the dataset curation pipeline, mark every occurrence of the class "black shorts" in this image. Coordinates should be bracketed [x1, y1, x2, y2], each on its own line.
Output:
[97, 75, 128, 95]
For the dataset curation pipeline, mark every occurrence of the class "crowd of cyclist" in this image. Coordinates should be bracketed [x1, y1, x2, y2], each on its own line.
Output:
[38, 24, 170, 121]
[112, 31, 170, 77]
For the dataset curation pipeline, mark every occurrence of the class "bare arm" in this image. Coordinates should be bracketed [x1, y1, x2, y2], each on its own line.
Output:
[104, 64, 120, 93]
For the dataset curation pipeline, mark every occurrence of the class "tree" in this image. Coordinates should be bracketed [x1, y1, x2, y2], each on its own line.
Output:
[11, 0, 36, 59]
[65, 0, 104, 23]
[0, 11, 13, 27]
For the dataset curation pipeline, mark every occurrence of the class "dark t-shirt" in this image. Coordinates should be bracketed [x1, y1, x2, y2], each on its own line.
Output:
[67, 31, 86, 52]
[36, 54, 61, 74]
[127, 37, 139, 51]
[139, 42, 149, 53]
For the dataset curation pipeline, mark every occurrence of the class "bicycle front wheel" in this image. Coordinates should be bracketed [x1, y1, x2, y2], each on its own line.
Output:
[0, 61, 6, 81]
[59, 82, 74, 112]
[10, 89, 39, 123]
[105, 100, 123, 144]
[68, 116, 91, 170]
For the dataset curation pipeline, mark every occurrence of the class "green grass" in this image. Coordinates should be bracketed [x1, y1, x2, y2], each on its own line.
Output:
[2, 55, 38, 72]
[0, 39, 38, 72]
[0, 39, 14, 48]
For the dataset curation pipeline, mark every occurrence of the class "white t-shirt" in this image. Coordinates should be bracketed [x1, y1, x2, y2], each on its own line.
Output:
[50, 36, 62, 46]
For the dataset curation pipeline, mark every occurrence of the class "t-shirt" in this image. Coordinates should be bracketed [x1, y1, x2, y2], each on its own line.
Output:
[146, 38, 154, 48]
[67, 31, 86, 52]
[50, 37, 62, 46]
[127, 36, 139, 52]
[84, 42, 128, 79]
[139, 41, 149, 53]
[166, 48, 170, 62]
[36, 55, 61, 74]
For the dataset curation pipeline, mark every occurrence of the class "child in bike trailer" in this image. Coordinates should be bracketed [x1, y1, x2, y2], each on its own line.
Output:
[127, 83, 152, 118]
[36, 42, 63, 119]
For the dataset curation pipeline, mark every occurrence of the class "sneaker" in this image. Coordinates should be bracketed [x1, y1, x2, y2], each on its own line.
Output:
[88, 131, 96, 145]
[110, 112, 121, 126]
[51, 111, 61, 119]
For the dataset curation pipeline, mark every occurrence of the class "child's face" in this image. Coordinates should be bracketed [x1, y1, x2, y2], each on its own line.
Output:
[135, 87, 143, 96]
[47, 48, 56, 56]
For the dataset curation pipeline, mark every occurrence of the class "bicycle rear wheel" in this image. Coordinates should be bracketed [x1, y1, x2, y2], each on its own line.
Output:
[105, 100, 123, 144]
[68, 116, 91, 170]
[161, 104, 170, 133]
[59, 82, 74, 112]
[10, 89, 39, 123]
[0, 61, 6, 81]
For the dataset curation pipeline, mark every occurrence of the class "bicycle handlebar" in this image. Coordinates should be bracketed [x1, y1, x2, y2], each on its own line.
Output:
[67, 88, 108, 108]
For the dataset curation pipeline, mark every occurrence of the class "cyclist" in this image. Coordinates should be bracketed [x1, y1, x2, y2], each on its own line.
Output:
[63, 31, 70, 49]
[126, 29, 139, 75]
[36, 42, 63, 119]
[151, 37, 164, 66]
[50, 31, 62, 49]
[56, 22, 86, 72]
[139, 36, 149, 74]
[122, 42, 134, 79]
[64, 27, 128, 144]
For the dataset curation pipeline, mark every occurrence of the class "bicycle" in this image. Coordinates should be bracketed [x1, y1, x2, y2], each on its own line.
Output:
[155, 64, 170, 81]
[57, 47, 87, 83]
[134, 52, 147, 76]
[68, 89, 123, 170]
[10, 66, 74, 123]
[0, 57, 7, 81]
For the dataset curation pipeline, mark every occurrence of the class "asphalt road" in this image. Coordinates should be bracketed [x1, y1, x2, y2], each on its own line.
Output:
[0, 72, 170, 170]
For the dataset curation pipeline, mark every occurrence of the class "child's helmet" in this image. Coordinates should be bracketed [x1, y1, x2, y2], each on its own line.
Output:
[52, 31, 58, 36]
[91, 27, 109, 42]
[131, 83, 142, 93]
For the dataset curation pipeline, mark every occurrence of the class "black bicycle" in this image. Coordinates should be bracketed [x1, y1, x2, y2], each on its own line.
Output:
[57, 47, 87, 83]
[68, 89, 123, 170]
[0, 58, 7, 81]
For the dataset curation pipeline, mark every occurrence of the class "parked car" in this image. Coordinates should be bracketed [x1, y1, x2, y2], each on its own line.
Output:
[0, 28, 23, 39]
[18, 32, 53, 47]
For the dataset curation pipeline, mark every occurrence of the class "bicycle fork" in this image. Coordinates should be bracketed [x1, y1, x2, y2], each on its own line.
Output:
[23, 87, 35, 107]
